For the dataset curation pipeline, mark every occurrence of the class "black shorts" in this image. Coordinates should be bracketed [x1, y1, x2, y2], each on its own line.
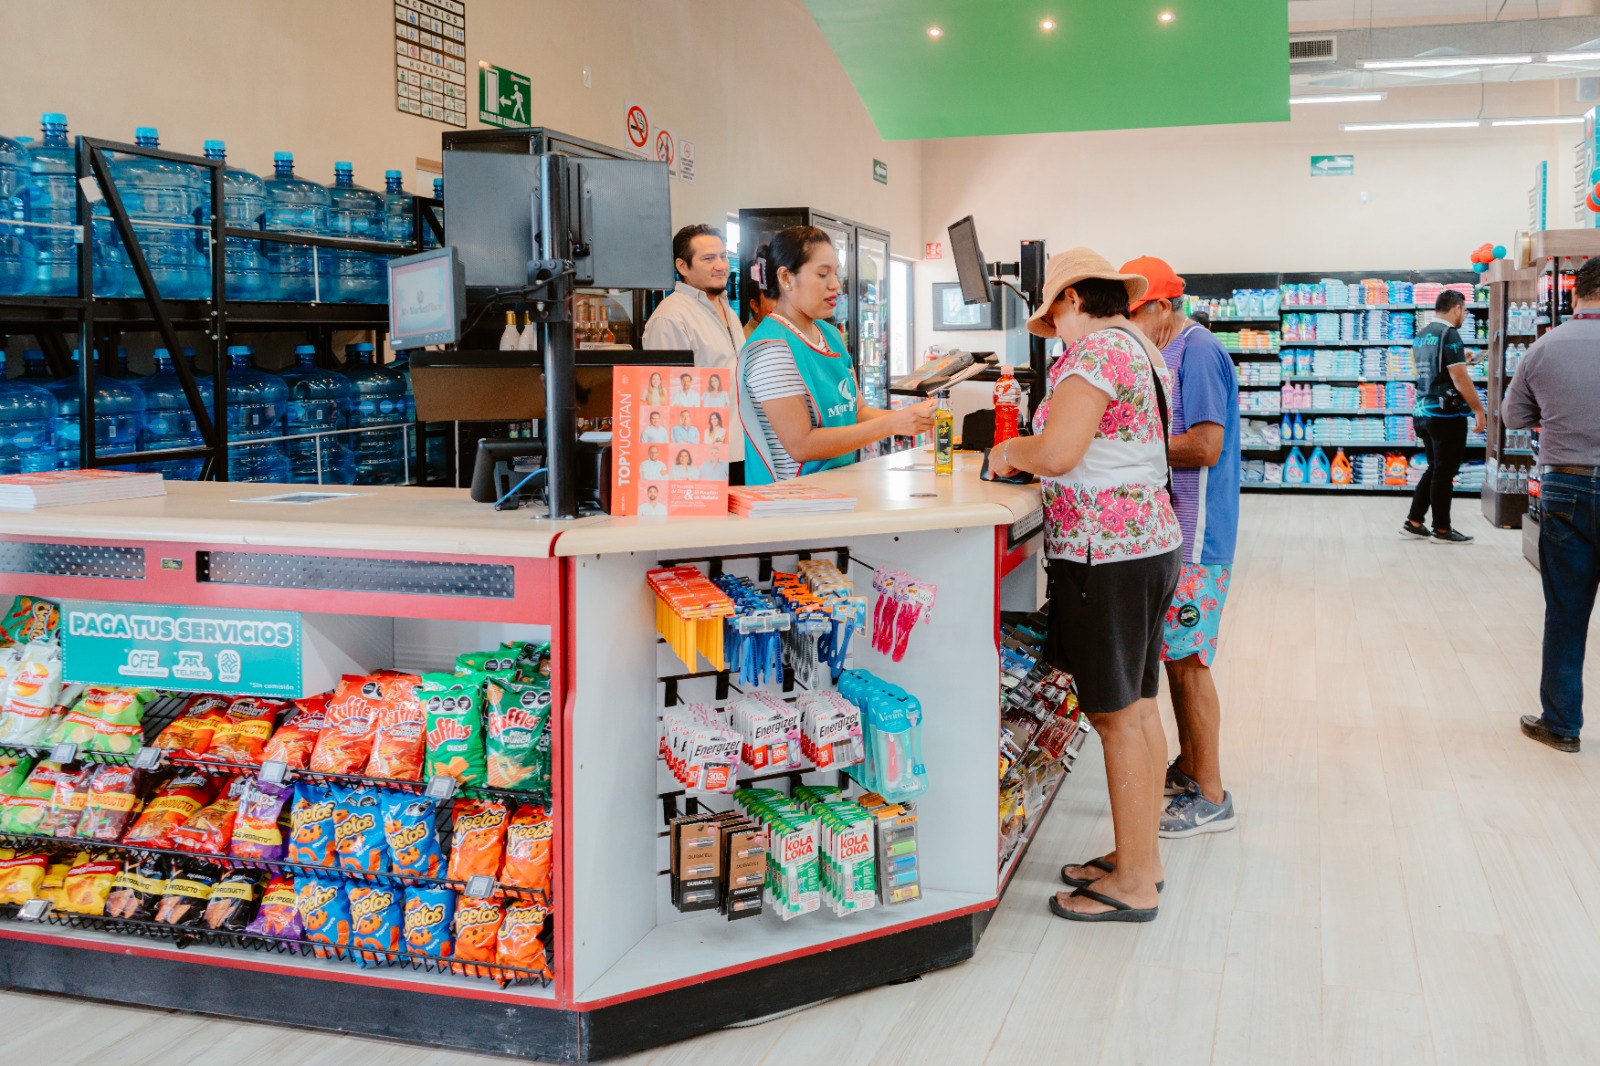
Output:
[1045, 551, 1181, 714]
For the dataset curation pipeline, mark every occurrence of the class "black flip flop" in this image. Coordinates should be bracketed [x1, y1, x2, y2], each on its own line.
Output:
[1049, 885, 1159, 923]
[1060, 859, 1164, 893]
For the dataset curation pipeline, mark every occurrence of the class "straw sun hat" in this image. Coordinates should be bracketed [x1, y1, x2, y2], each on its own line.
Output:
[1025, 247, 1150, 338]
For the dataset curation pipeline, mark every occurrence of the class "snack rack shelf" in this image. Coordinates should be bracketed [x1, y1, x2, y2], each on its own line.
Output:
[0, 458, 1052, 1062]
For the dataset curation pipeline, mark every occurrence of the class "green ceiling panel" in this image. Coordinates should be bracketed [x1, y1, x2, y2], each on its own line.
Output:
[804, 0, 1289, 139]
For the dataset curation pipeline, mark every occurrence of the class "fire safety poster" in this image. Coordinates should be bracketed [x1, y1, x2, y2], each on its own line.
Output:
[611, 366, 737, 517]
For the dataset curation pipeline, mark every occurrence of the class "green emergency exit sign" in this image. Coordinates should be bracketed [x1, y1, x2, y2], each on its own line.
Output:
[1311, 154, 1355, 177]
[479, 63, 531, 128]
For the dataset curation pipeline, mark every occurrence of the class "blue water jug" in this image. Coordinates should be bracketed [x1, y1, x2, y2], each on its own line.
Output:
[382, 169, 416, 247]
[137, 347, 214, 480]
[21, 114, 105, 297]
[201, 140, 269, 301]
[262, 152, 329, 302]
[0, 352, 58, 474]
[223, 345, 286, 441]
[280, 344, 355, 484]
[97, 127, 208, 300]
[46, 350, 146, 471]
[0, 134, 33, 295]
[229, 439, 291, 483]
[341, 342, 406, 483]
[321, 162, 384, 304]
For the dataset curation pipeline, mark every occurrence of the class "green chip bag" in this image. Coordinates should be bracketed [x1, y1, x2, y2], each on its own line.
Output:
[485, 678, 552, 792]
[0, 761, 67, 835]
[512, 641, 552, 683]
[0, 753, 36, 798]
[455, 650, 517, 678]
[418, 672, 486, 786]
[1, 596, 59, 646]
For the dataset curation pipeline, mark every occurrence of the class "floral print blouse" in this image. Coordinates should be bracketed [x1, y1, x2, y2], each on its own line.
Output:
[1030, 327, 1182, 564]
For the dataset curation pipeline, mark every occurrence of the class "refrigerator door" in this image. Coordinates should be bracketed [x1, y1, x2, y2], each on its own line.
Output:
[813, 216, 854, 351]
[856, 229, 890, 409]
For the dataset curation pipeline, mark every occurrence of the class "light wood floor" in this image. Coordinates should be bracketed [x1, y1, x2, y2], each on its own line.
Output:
[4, 495, 1593, 1064]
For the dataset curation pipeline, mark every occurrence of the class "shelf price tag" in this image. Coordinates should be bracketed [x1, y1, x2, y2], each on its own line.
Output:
[18, 899, 52, 922]
[464, 875, 496, 899]
[50, 743, 77, 765]
[259, 760, 288, 786]
[426, 775, 457, 800]
[133, 745, 163, 770]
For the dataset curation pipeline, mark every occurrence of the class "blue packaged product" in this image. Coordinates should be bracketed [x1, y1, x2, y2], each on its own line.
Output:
[348, 883, 405, 967]
[288, 780, 335, 866]
[331, 783, 386, 874]
[380, 791, 444, 877]
[295, 876, 351, 958]
[403, 884, 455, 957]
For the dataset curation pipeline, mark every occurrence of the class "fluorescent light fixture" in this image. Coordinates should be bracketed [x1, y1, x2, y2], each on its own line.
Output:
[1290, 92, 1388, 105]
[1362, 54, 1532, 70]
[1341, 120, 1483, 131]
[1543, 51, 1600, 63]
[1489, 116, 1586, 126]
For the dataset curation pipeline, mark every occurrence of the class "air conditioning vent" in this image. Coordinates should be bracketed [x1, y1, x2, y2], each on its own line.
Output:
[1290, 36, 1337, 64]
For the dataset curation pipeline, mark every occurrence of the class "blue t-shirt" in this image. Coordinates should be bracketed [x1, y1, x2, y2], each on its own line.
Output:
[1164, 324, 1240, 567]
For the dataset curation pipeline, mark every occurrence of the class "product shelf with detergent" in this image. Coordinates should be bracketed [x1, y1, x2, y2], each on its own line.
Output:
[1243, 482, 1479, 495]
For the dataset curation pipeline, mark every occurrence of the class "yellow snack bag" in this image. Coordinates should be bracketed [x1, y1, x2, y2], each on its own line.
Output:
[0, 850, 46, 903]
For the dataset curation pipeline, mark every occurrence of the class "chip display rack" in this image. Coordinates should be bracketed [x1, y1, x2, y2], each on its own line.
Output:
[0, 450, 1052, 1061]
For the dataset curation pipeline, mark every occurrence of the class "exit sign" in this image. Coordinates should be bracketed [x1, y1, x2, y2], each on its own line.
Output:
[1311, 154, 1355, 177]
[479, 62, 531, 128]
[873, 159, 888, 185]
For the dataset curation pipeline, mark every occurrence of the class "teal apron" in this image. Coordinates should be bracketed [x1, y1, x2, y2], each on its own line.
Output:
[739, 315, 861, 486]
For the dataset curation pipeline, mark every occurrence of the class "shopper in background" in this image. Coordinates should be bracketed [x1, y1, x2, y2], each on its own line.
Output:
[1124, 257, 1240, 839]
[738, 226, 935, 484]
[1503, 256, 1600, 753]
[1404, 289, 1485, 544]
[989, 248, 1181, 922]
[743, 243, 778, 339]
[643, 225, 742, 370]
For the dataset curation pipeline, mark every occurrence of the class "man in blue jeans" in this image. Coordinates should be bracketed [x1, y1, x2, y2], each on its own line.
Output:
[1503, 256, 1600, 752]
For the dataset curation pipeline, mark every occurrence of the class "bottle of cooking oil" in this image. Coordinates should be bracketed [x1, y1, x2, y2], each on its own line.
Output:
[934, 390, 954, 475]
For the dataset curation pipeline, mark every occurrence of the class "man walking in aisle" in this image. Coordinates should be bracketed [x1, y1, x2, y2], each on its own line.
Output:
[1504, 256, 1600, 753]
[1125, 257, 1241, 837]
[1404, 289, 1486, 543]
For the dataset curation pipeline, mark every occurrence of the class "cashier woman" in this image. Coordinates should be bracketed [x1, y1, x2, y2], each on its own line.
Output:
[738, 226, 935, 484]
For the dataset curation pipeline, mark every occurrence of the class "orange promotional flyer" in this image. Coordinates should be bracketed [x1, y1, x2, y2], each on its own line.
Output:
[611, 366, 738, 517]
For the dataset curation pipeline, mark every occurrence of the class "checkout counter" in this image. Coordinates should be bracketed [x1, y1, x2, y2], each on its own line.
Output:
[0, 450, 1049, 1062]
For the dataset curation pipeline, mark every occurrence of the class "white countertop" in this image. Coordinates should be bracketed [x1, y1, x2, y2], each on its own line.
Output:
[0, 451, 1041, 560]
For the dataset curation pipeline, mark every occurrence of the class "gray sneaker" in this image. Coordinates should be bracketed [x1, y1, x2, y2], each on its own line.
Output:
[1160, 789, 1236, 838]
[1164, 762, 1200, 797]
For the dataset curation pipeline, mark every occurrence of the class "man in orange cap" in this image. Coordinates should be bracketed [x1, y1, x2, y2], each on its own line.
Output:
[1125, 256, 1241, 839]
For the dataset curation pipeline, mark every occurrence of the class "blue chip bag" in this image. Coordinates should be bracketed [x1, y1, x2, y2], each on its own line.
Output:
[403, 885, 455, 958]
[332, 784, 386, 874]
[348, 883, 405, 967]
[295, 876, 351, 959]
[288, 781, 335, 867]
[381, 791, 444, 878]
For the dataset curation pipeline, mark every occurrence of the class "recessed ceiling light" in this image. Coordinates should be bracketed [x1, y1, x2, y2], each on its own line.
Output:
[1489, 116, 1586, 126]
[1040, 18, 1056, 31]
[1341, 120, 1483, 131]
[1158, 10, 1175, 24]
[1290, 92, 1388, 105]
[927, 25, 943, 38]
[1362, 54, 1532, 70]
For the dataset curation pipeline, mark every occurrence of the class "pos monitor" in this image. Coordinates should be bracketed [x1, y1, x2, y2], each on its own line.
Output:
[387, 246, 466, 349]
[947, 215, 992, 305]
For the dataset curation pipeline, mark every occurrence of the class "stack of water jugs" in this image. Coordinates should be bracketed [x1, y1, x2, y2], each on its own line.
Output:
[0, 112, 431, 484]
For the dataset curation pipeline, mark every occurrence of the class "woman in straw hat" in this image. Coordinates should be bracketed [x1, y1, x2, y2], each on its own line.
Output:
[990, 247, 1181, 922]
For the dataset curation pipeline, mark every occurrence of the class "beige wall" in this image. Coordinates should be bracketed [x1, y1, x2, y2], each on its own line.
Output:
[915, 79, 1586, 356]
[0, 0, 921, 248]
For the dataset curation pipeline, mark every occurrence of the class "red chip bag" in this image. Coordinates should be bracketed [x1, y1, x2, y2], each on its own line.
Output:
[497, 898, 553, 978]
[499, 803, 552, 895]
[76, 764, 145, 843]
[446, 799, 507, 883]
[153, 695, 230, 759]
[208, 697, 288, 765]
[309, 676, 384, 775]
[365, 676, 425, 781]
[123, 772, 218, 848]
[451, 893, 504, 976]
[39, 765, 93, 838]
[170, 775, 249, 854]
[261, 695, 327, 770]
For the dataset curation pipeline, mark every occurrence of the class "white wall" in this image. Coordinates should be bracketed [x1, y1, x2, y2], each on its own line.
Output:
[915, 79, 1586, 356]
[0, 0, 921, 249]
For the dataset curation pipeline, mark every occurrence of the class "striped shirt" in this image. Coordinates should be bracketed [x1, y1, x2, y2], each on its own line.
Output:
[741, 339, 811, 481]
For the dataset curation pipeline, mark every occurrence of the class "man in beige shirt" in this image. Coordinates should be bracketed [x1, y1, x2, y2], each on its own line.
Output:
[643, 225, 741, 370]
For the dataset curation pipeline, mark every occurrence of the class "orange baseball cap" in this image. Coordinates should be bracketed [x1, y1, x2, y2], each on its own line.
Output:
[1121, 256, 1184, 312]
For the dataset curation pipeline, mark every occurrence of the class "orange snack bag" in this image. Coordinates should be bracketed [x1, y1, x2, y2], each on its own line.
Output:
[153, 695, 231, 758]
[446, 799, 507, 883]
[451, 893, 504, 976]
[170, 775, 249, 854]
[499, 803, 552, 895]
[497, 898, 553, 977]
[261, 695, 327, 770]
[309, 676, 384, 774]
[365, 676, 425, 781]
[123, 772, 218, 848]
[208, 697, 288, 765]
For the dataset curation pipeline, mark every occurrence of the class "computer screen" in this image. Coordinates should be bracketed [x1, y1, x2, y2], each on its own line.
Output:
[947, 215, 992, 305]
[388, 247, 465, 350]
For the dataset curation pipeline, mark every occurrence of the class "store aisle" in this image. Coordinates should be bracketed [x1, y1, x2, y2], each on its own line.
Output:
[2, 496, 1593, 1065]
